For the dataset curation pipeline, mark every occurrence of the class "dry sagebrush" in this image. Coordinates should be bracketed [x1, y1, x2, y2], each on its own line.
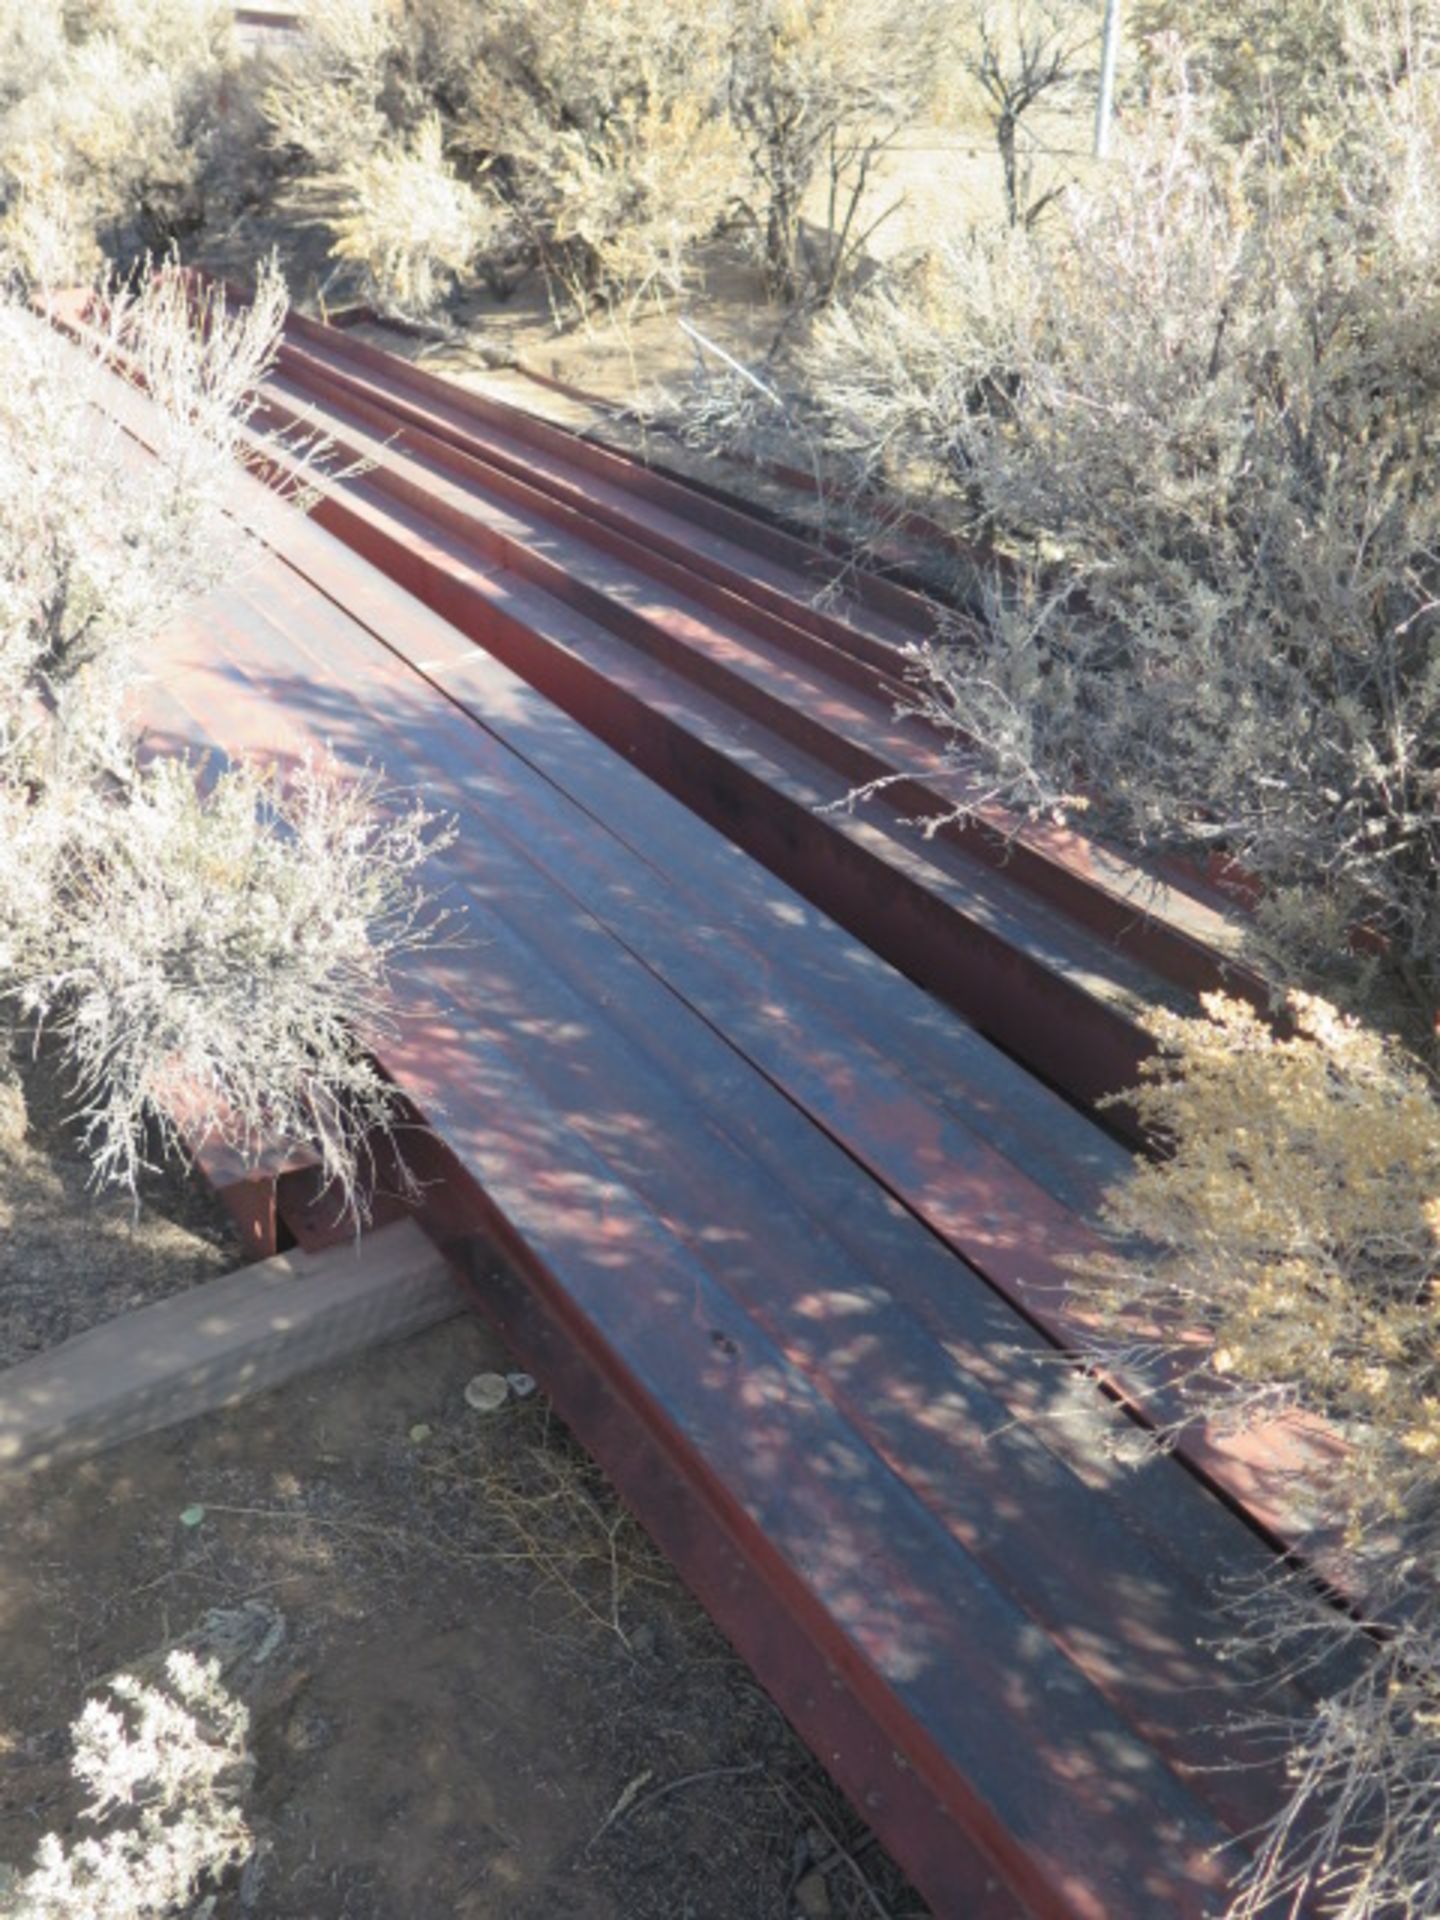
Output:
[309, 114, 498, 319]
[0, 1654, 252, 1920]
[0, 263, 298, 770]
[1087, 994, 1440, 1918]
[457, 0, 744, 315]
[264, 0, 743, 319]
[1132, 0, 1354, 149]
[12, 752, 450, 1207]
[0, 0, 241, 281]
[0, 263, 452, 1209]
[725, 0, 957, 302]
[262, 0, 495, 317]
[793, 46, 1440, 1038]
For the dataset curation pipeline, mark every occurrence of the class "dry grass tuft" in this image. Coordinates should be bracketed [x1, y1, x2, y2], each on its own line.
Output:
[407, 1398, 673, 1645]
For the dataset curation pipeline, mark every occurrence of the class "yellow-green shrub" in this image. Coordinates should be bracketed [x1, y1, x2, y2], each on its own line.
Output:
[1092, 993, 1440, 1918]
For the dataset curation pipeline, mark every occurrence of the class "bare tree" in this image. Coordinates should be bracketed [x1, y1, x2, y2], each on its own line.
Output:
[726, 0, 956, 303]
[962, 0, 1097, 226]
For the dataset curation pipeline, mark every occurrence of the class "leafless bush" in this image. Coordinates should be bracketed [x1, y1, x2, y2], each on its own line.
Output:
[0, 1652, 252, 1920]
[787, 40, 1440, 1037]
[1081, 992, 1440, 1918]
[0, 263, 453, 1209]
[957, 1, 1097, 228]
[725, 0, 956, 302]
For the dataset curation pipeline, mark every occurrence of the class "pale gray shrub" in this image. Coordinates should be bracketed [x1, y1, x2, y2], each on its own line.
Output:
[1131, 0, 1354, 149]
[261, 0, 510, 317]
[0, 0, 238, 277]
[0, 263, 453, 1208]
[791, 49, 1440, 1037]
[259, 0, 393, 177]
[302, 113, 500, 319]
[0, 1652, 252, 1920]
[0, 9, 65, 116]
[13, 752, 450, 1206]
[0, 262, 295, 770]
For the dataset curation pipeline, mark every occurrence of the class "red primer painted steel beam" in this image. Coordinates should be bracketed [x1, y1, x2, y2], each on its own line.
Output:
[179, 523, 1345, 1564]
[81, 336, 1338, 1913]
[269, 349, 915, 710]
[261, 459, 1162, 1118]
[144, 641, 1259, 1920]
[273, 302, 934, 638]
[92, 319, 1347, 1560]
[262, 359, 1240, 998]
[144, 552, 1297, 1904]
[266, 316, 1252, 993]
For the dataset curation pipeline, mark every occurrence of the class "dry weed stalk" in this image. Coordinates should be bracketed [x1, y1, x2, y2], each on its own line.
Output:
[413, 1402, 670, 1644]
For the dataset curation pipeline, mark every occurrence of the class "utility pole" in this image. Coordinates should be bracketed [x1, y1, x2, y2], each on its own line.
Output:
[1094, 0, 1122, 157]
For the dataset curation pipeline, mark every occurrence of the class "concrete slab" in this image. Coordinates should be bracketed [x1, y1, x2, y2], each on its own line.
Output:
[0, 1220, 461, 1477]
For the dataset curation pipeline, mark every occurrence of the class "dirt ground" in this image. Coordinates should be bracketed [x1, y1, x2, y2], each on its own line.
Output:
[0, 1042, 239, 1372]
[0, 1315, 930, 1920]
[0, 1031, 926, 1917]
[0, 1260, 928, 1919]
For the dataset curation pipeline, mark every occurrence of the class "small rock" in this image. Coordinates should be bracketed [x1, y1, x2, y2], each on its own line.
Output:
[282, 1704, 332, 1756]
[251, 1612, 286, 1666]
[178, 1504, 206, 1529]
[794, 1869, 832, 1919]
[463, 1372, 511, 1414]
[506, 1371, 538, 1399]
[170, 1600, 286, 1682]
[408, 1422, 433, 1445]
